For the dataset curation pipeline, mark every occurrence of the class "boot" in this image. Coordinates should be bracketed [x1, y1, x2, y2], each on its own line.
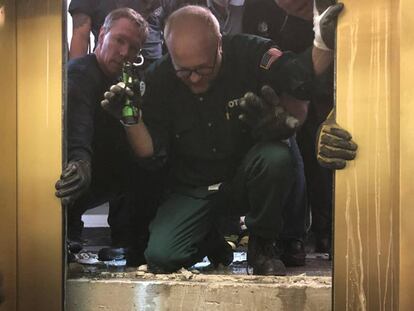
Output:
[280, 239, 306, 267]
[315, 235, 331, 253]
[208, 237, 234, 268]
[247, 235, 287, 276]
[98, 247, 126, 261]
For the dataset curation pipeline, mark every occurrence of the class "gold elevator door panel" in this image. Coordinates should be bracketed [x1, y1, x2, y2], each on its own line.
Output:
[0, 1, 17, 310]
[335, 0, 414, 310]
[16, 0, 63, 310]
[0, 0, 63, 310]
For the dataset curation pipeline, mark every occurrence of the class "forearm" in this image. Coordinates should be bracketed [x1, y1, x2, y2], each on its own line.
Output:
[312, 46, 333, 76]
[124, 121, 155, 158]
[69, 13, 91, 59]
[69, 34, 89, 59]
[67, 84, 95, 163]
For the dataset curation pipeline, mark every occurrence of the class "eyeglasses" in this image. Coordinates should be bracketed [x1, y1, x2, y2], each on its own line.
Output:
[174, 45, 219, 79]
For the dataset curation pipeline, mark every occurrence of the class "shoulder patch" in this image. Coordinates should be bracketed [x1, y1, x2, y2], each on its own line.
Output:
[260, 48, 283, 70]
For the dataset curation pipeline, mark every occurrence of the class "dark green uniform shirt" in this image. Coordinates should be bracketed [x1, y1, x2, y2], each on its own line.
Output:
[142, 34, 313, 187]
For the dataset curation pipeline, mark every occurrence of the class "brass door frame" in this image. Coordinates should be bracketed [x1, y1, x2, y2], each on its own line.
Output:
[0, 1, 17, 310]
[334, 0, 413, 310]
[398, 0, 414, 309]
[0, 0, 413, 310]
[16, 0, 63, 309]
[0, 0, 63, 310]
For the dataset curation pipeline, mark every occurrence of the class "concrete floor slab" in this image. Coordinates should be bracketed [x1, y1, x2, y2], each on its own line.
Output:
[67, 273, 332, 311]
[68, 228, 332, 310]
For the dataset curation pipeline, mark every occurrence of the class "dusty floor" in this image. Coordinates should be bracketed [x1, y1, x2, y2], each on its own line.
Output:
[67, 228, 332, 280]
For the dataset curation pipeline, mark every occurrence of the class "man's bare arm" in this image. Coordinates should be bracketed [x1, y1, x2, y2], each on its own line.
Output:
[69, 13, 92, 59]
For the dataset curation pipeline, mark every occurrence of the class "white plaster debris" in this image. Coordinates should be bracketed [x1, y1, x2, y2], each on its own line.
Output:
[137, 264, 148, 272]
[96, 268, 331, 288]
[178, 268, 193, 280]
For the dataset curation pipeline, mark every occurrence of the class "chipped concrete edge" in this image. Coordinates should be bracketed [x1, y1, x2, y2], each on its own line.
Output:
[68, 274, 332, 288]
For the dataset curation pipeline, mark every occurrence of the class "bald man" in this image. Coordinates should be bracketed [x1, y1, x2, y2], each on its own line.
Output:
[102, 3, 343, 275]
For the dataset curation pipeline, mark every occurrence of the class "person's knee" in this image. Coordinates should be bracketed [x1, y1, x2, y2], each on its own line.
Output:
[252, 142, 295, 178]
[144, 247, 167, 269]
[145, 239, 189, 272]
[145, 243, 173, 271]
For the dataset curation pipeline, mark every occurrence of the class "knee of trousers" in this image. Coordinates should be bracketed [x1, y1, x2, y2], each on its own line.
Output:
[144, 240, 191, 272]
[249, 142, 295, 180]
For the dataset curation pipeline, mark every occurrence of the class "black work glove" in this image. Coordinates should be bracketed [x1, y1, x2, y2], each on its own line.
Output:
[239, 85, 300, 141]
[316, 109, 358, 169]
[313, 0, 344, 50]
[55, 160, 91, 206]
[101, 82, 141, 126]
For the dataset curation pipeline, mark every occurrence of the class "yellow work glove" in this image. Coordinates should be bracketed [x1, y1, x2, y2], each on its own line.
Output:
[316, 109, 357, 169]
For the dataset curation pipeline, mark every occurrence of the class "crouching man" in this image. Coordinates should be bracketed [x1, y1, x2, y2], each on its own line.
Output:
[55, 8, 158, 263]
[102, 3, 343, 275]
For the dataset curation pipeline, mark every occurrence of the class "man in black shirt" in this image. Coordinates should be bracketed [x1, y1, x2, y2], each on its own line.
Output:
[56, 8, 155, 260]
[102, 4, 346, 275]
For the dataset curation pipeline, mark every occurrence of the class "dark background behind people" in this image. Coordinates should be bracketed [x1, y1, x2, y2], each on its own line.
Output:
[159, 0, 207, 29]
[206, 0, 245, 35]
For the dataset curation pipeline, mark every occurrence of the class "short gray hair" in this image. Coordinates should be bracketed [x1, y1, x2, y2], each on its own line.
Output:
[102, 8, 149, 41]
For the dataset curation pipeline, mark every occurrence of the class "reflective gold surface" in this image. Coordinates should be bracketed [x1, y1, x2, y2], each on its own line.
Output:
[335, 0, 404, 310]
[16, 0, 63, 310]
[399, 0, 414, 309]
[0, 1, 17, 310]
[1, 0, 413, 310]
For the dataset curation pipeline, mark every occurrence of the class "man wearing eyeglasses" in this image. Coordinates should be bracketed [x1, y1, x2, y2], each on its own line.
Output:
[102, 3, 346, 275]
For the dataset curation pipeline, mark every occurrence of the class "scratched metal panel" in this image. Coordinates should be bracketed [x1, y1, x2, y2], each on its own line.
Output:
[16, 0, 63, 310]
[334, 1, 400, 310]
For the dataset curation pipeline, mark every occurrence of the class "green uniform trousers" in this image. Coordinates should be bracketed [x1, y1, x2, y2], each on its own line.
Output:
[145, 141, 297, 272]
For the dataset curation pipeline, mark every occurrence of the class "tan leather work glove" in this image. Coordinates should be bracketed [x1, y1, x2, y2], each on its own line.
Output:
[316, 109, 357, 169]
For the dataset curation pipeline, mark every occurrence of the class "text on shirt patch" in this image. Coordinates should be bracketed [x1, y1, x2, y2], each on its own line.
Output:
[225, 98, 242, 120]
[260, 47, 283, 70]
